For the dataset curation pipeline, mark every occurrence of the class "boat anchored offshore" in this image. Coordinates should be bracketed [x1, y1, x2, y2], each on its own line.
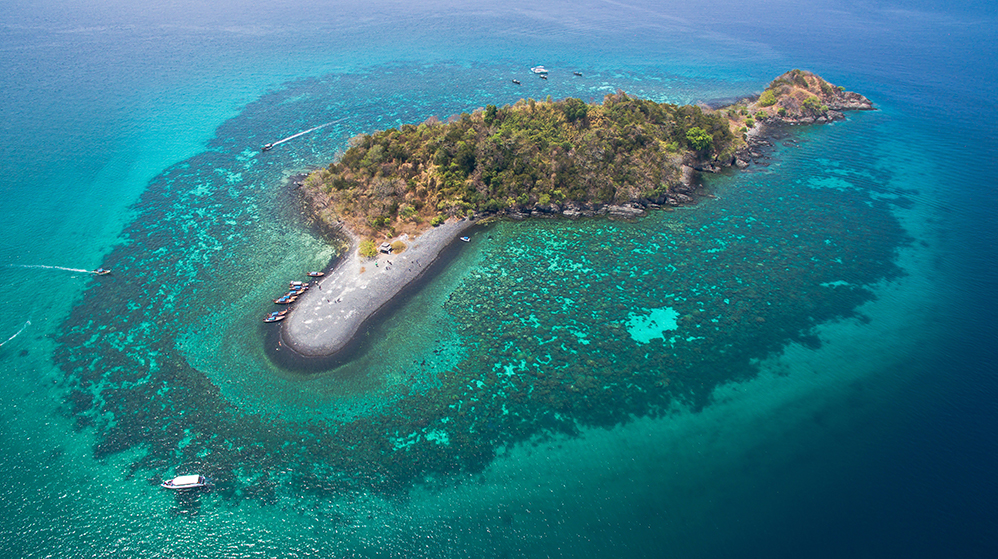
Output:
[460, 236, 471, 242]
[161, 474, 208, 490]
[531, 66, 548, 74]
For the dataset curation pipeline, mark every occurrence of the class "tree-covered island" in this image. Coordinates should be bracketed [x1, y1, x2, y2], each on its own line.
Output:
[301, 70, 873, 242]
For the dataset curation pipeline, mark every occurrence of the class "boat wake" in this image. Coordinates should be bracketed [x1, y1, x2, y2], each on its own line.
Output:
[0, 320, 30, 348]
[5, 264, 92, 273]
[262, 117, 351, 151]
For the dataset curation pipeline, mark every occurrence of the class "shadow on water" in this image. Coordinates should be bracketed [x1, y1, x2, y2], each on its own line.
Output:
[168, 490, 205, 518]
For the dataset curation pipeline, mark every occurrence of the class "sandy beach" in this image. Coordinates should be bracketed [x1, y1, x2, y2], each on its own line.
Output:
[281, 218, 476, 358]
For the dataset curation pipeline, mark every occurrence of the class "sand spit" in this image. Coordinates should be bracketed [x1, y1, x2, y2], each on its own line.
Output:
[281, 219, 476, 358]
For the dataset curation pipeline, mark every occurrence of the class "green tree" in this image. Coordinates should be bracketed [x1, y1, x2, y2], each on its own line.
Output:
[484, 104, 498, 126]
[359, 240, 377, 258]
[757, 89, 777, 107]
[561, 98, 589, 123]
[686, 126, 713, 152]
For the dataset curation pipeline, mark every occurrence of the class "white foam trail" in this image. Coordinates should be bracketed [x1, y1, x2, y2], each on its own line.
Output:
[0, 320, 30, 348]
[5, 264, 92, 273]
[267, 117, 350, 148]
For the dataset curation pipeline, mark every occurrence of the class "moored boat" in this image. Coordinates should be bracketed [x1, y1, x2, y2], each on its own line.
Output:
[274, 295, 297, 304]
[307, 271, 324, 277]
[574, 71, 583, 76]
[460, 236, 470, 242]
[161, 474, 208, 490]
[264, 314, 287, 323]
[512, 79, 521, 85]
[530, 66, 548, 74]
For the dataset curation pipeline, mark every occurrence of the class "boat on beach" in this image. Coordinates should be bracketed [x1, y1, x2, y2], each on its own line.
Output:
[307, 271, 324, 277]
[161, 475, 208, 490]
[275, 295, 298, 304]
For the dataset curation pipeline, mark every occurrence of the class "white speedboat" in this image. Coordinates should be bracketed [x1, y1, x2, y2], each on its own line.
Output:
[530, 66, 548, 74]
[161, 474, 208, 490]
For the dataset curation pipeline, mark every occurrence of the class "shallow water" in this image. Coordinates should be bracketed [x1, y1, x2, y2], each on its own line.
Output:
[1, 1, 996, 557]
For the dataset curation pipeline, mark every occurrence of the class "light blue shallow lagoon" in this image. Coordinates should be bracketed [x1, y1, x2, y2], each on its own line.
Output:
[1, 1, 996, 557]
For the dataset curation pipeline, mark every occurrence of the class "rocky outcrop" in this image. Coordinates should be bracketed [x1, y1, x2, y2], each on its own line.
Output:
[828, 91, 875, 111]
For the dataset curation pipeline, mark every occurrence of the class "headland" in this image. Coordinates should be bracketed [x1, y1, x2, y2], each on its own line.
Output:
[280, 69, 873, 361]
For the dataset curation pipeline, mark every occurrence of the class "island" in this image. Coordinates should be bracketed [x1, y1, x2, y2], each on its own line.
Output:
[279, 69, 874, 361]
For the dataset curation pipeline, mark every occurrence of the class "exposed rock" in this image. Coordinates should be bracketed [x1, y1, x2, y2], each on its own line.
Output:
[606, 204, 647, 219]
[828, 91, 874, 111]
[680, 165, 696, 188]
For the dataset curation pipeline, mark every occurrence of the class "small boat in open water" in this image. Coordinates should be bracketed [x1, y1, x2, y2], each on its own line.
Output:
[512, 79, 521, 85]
[261, 143, 274, 152]
[531, 66, 548, 74]
[161, 474, 208, 490]
[93, 268, 111, 276]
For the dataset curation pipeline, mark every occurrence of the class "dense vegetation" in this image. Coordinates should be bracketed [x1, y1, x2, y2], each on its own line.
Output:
[303, 92, 740, 237]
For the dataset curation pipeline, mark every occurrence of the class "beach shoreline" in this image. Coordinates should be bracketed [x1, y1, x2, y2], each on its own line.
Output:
[278, 218, 476, 361]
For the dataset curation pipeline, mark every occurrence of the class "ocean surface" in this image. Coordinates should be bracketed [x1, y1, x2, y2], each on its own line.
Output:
[1, 0, 996, 556]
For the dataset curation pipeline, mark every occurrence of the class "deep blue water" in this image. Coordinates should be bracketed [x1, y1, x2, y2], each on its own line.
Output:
[1, 1, 996, 557]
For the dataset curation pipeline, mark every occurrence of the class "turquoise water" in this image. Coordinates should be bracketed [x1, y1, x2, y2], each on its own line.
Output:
[2, 1, 997, 556]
